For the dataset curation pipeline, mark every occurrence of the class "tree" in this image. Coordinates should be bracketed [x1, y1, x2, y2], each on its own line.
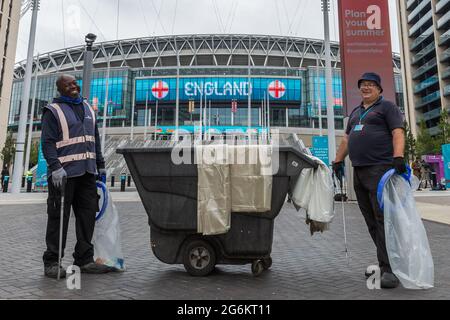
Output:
[1, 131, 15, 167]
[416, 119, 440, 156]
[404, 121, 416, 164]
[29, 141, 39, 169]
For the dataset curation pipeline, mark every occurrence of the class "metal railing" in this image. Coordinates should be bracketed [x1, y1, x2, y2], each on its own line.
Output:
[408, 0, 431, 24]
[440, 29, 450, 46]
[409, 11, 433, 37]
[407, 0, 419, 10]
[444, 85, 450, 96]
[436, 0, 450, 14]
[411, 41, 436, 64]
[421, 108, 442, 122]
[437, 10, 450, 30]
[414, 75, 439, 93]
[416, 90, 441, 108]
[440, 47, 450, 62]
[412, 57, 437, 79]
[411, 26, 434, 51]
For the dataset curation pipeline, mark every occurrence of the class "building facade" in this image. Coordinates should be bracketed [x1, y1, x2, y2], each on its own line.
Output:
[8, 34, 403, 145]
[0, 0, 21, 166]
[397, 0, 450, 136]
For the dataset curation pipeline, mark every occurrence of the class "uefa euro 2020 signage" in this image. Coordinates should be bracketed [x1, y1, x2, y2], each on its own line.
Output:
[135, 77, 301, 104]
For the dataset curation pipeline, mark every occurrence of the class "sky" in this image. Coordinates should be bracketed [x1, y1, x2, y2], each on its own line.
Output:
[15, 0, 401, 63]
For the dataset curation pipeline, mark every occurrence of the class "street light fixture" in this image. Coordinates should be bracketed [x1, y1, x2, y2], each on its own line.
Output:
[85, 33, 97, 49]
[82, 33, 97, 100]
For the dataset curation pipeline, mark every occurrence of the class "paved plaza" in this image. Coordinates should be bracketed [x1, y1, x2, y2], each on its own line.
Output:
[0, 191, 449, 300]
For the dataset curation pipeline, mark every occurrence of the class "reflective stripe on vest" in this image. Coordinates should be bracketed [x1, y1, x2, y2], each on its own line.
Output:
[85, 102, 96, 128]
[58, 152, 96, 164]
[56, 135, 95, 149]
[50, 103, 70, 142]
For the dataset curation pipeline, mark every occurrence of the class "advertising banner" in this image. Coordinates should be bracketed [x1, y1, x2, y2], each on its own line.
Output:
[443, 144, 450, 188]
[338, 0, 396, 116]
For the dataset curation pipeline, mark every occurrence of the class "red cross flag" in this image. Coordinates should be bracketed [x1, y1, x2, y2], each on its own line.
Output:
[268, 80, 286, 99]
[151, 80, 169, 99]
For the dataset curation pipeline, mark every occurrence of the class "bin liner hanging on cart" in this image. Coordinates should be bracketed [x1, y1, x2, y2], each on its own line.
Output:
[196, 144, 231, 235]
[230, 145, 273, 212]
[93, 181, 125, 271]
[196, 144, 273, 235]
[290, 155, 334, 235]
[377, 168, 434, 289]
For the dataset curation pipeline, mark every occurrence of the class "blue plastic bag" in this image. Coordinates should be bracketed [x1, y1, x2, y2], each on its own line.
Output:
[377, 168, 434, 289]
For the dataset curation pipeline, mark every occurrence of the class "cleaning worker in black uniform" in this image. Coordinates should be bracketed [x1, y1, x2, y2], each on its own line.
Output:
[41, 74, 111, 278]
[333, 72, 406, 289]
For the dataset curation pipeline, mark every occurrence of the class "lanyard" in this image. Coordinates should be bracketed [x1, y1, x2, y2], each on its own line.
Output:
[359, 105, 376, 124]
[359, 97, 381, 124]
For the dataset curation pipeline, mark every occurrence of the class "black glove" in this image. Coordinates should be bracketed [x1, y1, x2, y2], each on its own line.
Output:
[393, 157, 407, 174]
[332, 161, 345, 182]
[97, 168, 107, 182]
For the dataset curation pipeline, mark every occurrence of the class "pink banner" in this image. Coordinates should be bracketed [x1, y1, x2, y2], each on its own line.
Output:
[338, 0, 396, 116]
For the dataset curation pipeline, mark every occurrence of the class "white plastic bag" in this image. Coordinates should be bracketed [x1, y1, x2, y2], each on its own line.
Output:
[291, 168, 313, 209]
[382, 172, 434, 289]
[291, 156, 334, 223]
[93, 181, 125, 271]
[307, 159, 334, 223]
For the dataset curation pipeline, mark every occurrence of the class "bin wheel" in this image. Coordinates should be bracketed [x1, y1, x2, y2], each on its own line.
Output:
[251, 260, 264, 276]
[183, 239, 216, 276]
[262, 257, 272, 270]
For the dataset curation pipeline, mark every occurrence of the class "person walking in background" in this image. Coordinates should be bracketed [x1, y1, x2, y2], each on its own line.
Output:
[1, 164, 9, 192]
[412, 158, 422, 191]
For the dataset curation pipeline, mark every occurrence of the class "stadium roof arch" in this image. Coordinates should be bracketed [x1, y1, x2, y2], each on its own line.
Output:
[14, 34, 401, 79]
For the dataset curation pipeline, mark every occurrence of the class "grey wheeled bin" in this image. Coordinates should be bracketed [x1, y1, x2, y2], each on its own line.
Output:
[117, 139, 317, 276]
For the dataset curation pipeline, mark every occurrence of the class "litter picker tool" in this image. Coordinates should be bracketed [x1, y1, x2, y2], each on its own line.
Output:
[57, 177, 66, 280]
[334, 171, 350, 265]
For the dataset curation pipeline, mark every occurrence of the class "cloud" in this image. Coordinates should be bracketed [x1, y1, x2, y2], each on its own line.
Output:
[15, 0, 400, 63]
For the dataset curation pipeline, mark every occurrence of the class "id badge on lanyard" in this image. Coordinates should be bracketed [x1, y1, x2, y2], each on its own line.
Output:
[354, 106, 373, 132]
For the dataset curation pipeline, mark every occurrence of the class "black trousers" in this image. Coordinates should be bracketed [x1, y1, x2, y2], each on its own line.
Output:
[354, 165, 392, 273]
[43, 173, 99, 267]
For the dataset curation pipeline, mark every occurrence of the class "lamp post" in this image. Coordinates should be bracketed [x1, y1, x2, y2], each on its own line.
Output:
[11, 0, 40, 193]
[322, 0, 336, 164]
[82, 33, 97, 100]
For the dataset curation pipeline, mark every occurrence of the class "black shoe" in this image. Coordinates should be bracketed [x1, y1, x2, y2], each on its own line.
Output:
[365, 268, 382, 278]
[381, 272, 400, 289]
[44, 263, 66, 279]
[79, 262, 114, 274]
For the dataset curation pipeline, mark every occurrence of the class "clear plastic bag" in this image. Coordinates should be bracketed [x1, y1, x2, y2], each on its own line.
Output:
[93, 182, 125, 271]
[382, 172, 434, 289]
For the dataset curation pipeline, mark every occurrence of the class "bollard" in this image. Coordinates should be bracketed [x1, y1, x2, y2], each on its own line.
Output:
[22, 176, 25, 188]
[120, 174, 126, 192]
[127, 175, 131, 187]
[26, 176, 33, 193]
[111, 175, 115, 187]
[3, 176, 9, 193]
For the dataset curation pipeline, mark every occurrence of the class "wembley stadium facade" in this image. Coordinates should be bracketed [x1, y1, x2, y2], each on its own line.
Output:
[8, 34, 404, 139]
